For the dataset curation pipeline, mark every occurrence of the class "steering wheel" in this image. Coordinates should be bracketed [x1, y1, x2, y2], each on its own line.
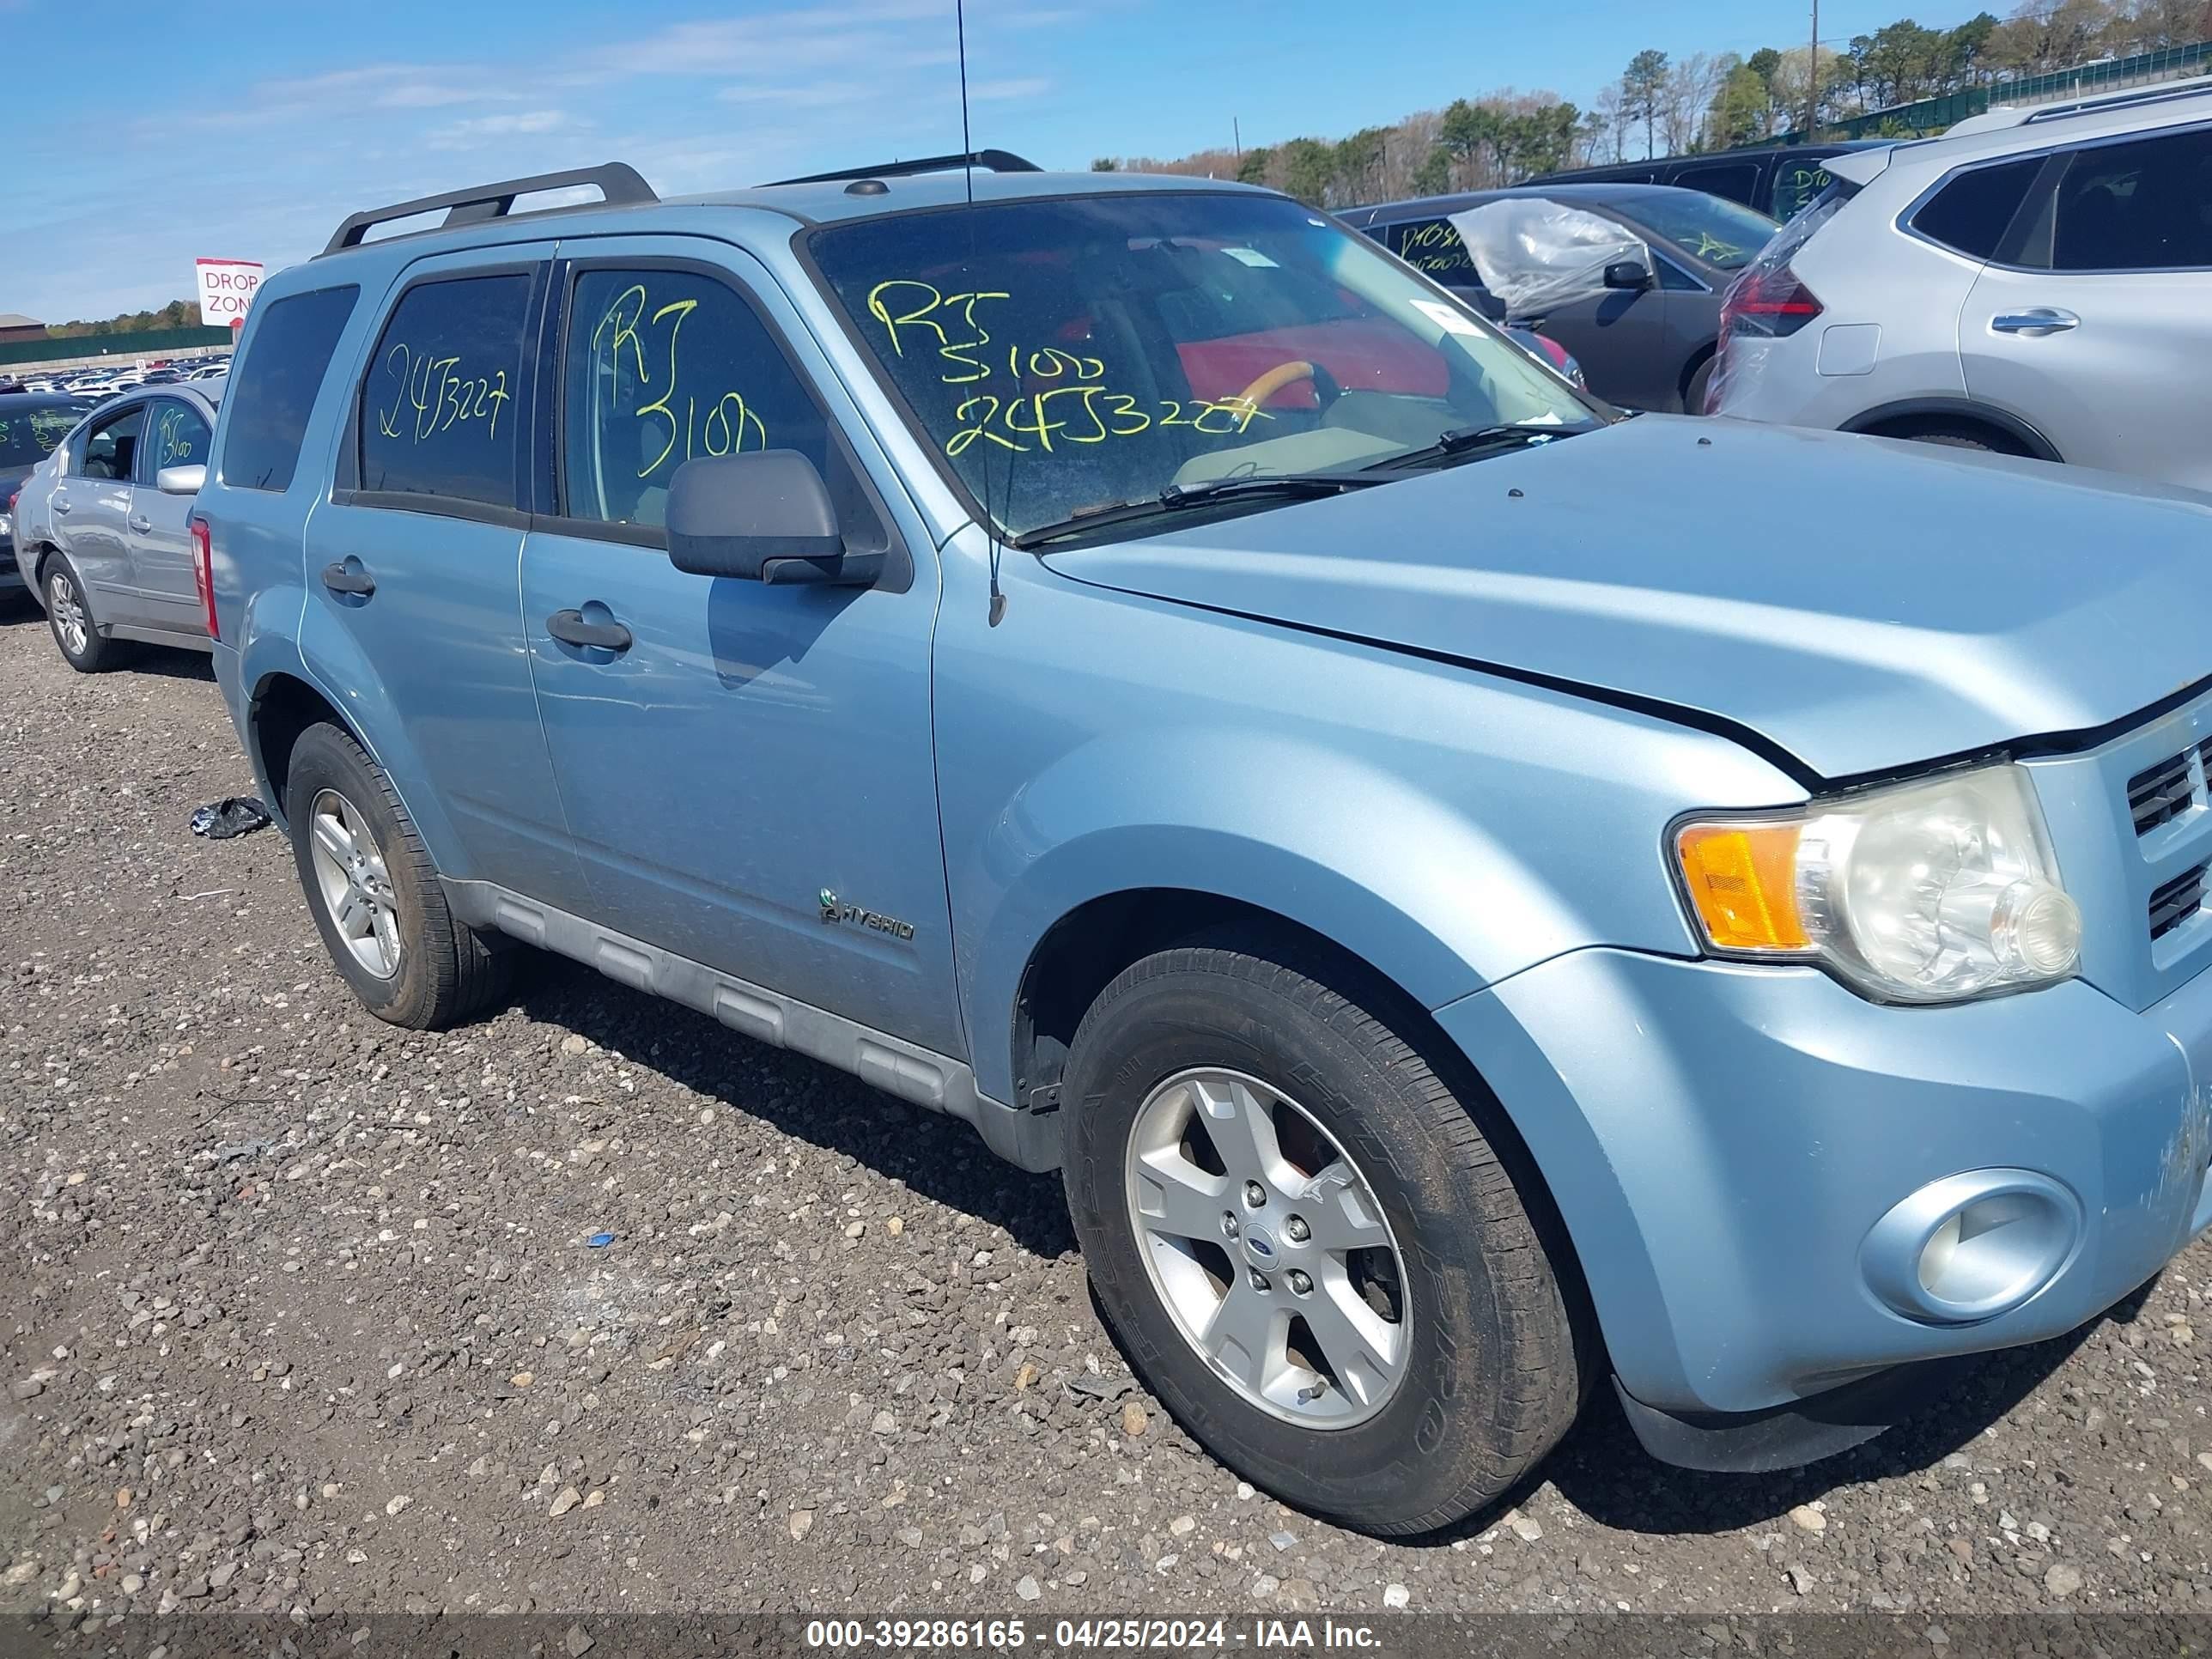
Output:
[1231, 359, 1343, 416]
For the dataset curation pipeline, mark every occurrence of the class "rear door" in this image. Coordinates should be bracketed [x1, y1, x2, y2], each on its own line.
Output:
[126, 395, 214, 629]
[1961, 122, 2212, 491]
[301, 246, 585, 908]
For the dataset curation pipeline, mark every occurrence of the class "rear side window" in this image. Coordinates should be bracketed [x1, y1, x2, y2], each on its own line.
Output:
[75, 404, 143, 480]
[1671, 161, 1762, 209]
[1912, 157, 2044, 259]
[2050, 126, 2212, 271]
[1385, 218, 1479, 285]
[361, 273, 532, 507]
[220, 284, 358, 492]
[144, 399, 211, 479]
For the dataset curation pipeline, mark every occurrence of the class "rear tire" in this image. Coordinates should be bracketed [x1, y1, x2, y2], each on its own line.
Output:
[45, 556, 116, 672]
[285, 722, 514, 1030]
[1869, 420, 2028, 457]
[1684, 356, 1716, 416]
[1060, 927, 1586, 1536]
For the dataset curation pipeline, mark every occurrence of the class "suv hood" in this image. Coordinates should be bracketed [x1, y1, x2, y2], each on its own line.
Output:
[1040, 417, 2212, 783]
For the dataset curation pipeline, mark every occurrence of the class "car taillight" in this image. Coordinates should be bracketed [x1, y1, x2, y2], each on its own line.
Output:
[1720, 264, 1824, 340]
[190, 517, 218, 642]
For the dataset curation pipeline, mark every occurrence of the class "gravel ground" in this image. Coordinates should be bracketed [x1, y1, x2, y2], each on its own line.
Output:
[1, 606, 2208, 1624]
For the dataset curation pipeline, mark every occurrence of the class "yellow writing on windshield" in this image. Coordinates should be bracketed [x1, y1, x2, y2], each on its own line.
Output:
[1686, 231, 1742, 263]
[863, 277, 1272, 458]
[374, 341, 511, 445]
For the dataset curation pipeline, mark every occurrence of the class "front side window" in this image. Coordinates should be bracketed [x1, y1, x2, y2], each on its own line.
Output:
[75, 404, 143, 480]
[560, 267, 852, 532]
[220, 284, 358, 492]
[360, 273, 531, 507]
[1385, 217, 1479, 285]
[810, 191, 1595, 542]
[2050, 126, 2212, 271]
[143, 399, 211, 478]
[1617, 191, 1780, 270]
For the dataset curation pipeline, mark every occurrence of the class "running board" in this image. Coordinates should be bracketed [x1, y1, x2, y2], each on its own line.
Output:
[441, 880, 1061, 1173]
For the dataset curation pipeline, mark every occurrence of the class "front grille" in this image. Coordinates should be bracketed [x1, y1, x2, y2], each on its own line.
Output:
[2128, 750, 2195, 835]
[2148, 863, 2208, 941]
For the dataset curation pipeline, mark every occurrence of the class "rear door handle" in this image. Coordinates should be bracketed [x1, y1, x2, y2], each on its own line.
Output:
[1990, 308, 2079, 336]
[127, 514, 152, 533]
[320, 559, 376, 598]
[547, 607, 633, 653]
[52, 499, 70, 515]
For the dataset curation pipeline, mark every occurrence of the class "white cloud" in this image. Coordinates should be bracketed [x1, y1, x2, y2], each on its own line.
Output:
[428, 110, 577, 149]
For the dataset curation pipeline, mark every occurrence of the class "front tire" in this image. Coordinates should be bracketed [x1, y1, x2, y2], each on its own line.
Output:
[1061, 930, 1586, 1536]
[45, 556, 115, 672]
[285, 722, 513, 1030]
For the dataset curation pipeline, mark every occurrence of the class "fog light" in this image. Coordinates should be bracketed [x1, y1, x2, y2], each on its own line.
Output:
[1863, 1170, 2081, 1324]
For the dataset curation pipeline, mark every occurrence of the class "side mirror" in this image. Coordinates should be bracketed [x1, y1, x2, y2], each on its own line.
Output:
[665, 450, 882, 586]
[155, 464, 206, 496]
[1602, 258, 1655, 291]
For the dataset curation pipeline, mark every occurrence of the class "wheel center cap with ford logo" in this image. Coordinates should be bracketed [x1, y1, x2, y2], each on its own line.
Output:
[1241, 1224, 1279, 1271]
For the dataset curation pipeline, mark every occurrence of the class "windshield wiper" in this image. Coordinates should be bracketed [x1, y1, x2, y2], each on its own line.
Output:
[1007, 471, 1389, 550]
[1370, 422, 1595, 473]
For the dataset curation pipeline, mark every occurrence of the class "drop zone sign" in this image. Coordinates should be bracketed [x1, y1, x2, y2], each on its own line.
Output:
[196, 258, 264, 329]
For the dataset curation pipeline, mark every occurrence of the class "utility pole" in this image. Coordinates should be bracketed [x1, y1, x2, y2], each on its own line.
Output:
[1233, 117, 1242, 162]
[1806, 0, 1820, 140]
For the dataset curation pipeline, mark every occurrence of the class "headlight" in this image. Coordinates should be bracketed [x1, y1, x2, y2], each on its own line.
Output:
[1674, 763, 2081, 1004]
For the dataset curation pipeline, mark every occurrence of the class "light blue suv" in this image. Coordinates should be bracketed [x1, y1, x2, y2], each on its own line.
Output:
[193, 154, 2212, 1535]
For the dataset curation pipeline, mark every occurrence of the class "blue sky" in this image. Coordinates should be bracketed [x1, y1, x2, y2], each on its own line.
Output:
[5, 0, 1985, 323]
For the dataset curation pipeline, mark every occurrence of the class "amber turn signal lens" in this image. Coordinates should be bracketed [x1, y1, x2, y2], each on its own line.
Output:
[1676, 822, 1808, 952]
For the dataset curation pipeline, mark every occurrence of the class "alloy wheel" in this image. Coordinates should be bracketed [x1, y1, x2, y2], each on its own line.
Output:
[49, 571, 88, 656]
[307, 788, 402, 980]
[1124, 1067, 1410, 1428]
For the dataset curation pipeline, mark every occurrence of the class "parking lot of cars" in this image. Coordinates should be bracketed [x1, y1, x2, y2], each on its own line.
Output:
[3, 70, 2212, 1627]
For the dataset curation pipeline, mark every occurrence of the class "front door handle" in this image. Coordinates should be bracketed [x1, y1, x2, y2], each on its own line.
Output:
[547, 607, 634, 653]
[1990, 308, 2079, 336]
[320, 558, 376, 598]
[127, 514, 152, 533]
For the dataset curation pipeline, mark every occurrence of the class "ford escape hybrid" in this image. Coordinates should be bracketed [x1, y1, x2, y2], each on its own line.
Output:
[193, 155, 2212, 1535]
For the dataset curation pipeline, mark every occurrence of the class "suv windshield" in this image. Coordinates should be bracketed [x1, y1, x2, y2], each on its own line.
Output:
[0, 398, 85, 467]
[810, 191, 1595, 541]
[1619, 191, 1780, 270]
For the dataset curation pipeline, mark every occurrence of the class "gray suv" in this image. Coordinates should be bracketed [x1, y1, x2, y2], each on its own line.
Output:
[10, 381, 222, 667]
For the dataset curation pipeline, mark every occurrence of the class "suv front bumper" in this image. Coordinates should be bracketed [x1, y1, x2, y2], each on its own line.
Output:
[1437, 950, 2212, 1434]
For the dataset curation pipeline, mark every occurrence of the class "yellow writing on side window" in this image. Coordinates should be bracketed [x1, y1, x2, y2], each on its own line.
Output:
[586, 283, 770, 481]
[374, 341, 511, 445]
[152, 407, 197, 468]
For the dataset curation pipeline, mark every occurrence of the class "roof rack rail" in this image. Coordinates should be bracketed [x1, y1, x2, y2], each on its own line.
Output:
[763, 149, 1042, 188]
[319, 162, 658, 258]
[2021, 79, 2212, 125]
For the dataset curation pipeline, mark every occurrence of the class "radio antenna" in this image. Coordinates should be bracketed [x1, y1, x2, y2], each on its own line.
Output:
[957, 0, 1009, 626]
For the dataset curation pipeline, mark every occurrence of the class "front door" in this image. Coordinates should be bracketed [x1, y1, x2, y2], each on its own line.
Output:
[126, 395, 215, 632]
[300, 245, 584, 907]
[1961, 123, 2212, 493]
[519, 238, 963, 1057]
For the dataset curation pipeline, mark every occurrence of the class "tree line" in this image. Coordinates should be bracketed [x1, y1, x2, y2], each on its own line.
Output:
[1091, 0, 2209, 205]
[42, 301, 204, 339]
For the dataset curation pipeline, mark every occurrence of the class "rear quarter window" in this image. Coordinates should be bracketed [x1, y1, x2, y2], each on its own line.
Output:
[1911, 157, 2045, 259]
[219, 284, 360, 492]
[1384, 218, 1479, 285]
